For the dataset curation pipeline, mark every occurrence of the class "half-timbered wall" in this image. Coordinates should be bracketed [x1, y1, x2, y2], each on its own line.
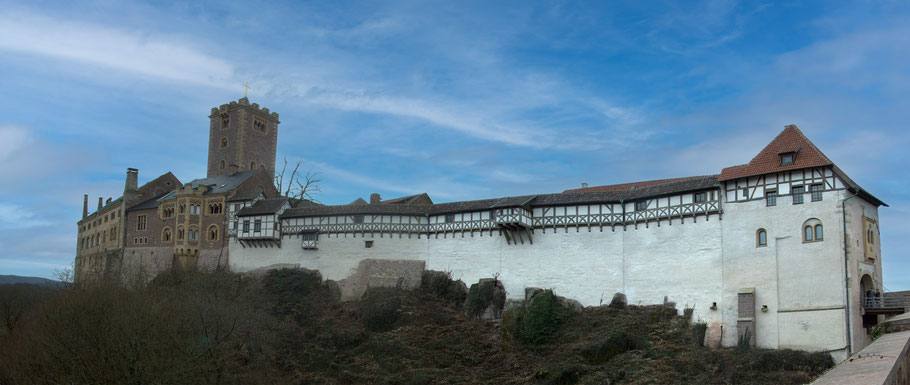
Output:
[723, 166, 845, 203]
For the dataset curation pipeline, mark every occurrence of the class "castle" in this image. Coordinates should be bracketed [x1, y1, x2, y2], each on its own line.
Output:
[76, 97, 891, 361]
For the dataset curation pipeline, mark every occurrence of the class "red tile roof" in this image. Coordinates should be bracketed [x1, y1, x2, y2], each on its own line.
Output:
[563, 176, 702, 193]
[718, 125, 834, 181]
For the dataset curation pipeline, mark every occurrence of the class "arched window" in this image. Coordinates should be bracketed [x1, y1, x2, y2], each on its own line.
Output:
[220, 160, 226, 169]
[250, 161, 256, 170]
[177, 226, 185, 241]
[188, 228, 199, 241]
[221, 137, 228, 148]
[208, 225, 219, 241]
[803, 218, 823, 242]
[162, 227, 172, 243]
[756, 229, 767, 247]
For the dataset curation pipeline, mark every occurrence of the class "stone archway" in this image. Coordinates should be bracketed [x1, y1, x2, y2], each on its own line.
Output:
[860, 274, 878, 328]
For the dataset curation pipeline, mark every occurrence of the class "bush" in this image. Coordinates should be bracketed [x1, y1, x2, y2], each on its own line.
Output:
[362, 288, 403, 332]
[512, 290, 569, 344]
[580, 330, 649, 364]
[745, 349, 834, 373]
[421, 270, 467, 305]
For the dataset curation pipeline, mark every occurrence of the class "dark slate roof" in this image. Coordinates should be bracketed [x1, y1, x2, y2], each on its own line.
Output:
[380, 193, 433, 205]
[237, 198, 290, 217]
[281, 175, 720, 219]
[564, 176, 698, 193]
[289, 198, 321, 208]
[349, 197, 368, 205]
[127, 193, 169, 212]
[159, 170, 258, 201]
[227, 188, 264, 202]
[281, 204, 433, 219]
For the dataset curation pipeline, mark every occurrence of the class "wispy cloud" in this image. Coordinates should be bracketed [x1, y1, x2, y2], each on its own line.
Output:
[0, 10, 235, 88]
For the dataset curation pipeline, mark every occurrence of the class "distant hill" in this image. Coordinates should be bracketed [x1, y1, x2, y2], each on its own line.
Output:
[0, 275, 64, 287]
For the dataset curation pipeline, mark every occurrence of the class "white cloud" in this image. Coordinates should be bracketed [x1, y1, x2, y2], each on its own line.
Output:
[0, 11, 236, 88]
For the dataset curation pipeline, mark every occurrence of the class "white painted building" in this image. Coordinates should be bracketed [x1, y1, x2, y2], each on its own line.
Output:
[228, 125, 889, 361]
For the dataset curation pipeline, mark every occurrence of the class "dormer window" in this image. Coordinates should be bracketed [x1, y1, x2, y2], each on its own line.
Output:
[780, 152, 795, 166]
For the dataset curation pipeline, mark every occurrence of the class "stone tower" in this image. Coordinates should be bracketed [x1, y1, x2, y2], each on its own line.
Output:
[207, 97, 280, 178]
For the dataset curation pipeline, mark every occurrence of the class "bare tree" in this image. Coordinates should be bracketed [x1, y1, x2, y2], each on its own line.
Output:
[275, 157, 321, 202]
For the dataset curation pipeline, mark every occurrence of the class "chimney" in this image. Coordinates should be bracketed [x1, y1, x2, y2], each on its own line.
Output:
[82, 194, 88, 218]
[106, 197, 112, 204]
[370, 193, 381, 204]
[98, 197, 103, 211]
[123, 168, 140, 206]
[581, 182, 588, 189]
[124, 168, 138, 193]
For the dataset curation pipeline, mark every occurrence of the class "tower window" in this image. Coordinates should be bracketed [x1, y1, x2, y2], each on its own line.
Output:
[221, 138, 228, 148]
[250, 161, 256, 169]
[220, 160, 226, 169]
[221, 116, 229, 128]
[253, 120, 266, 131]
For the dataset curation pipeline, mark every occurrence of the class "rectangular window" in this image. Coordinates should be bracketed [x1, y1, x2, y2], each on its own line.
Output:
[254, 219, 262, 232]
[353, 215, 364, 224]
[635, 201, 648, 211]
[137, 215, 147, 231]
[365, 240, 374, 248]
[242, 220, 250, 233]
[792, 186, 804, 205]
[765, 190, 778, 207]
[741, 188, 748, 199]
[445, 214, 455, 223]
[693, 192, 707, 203]
[810, 184, 823, 202]
[780, 153, 794, 166]
[490, 210, 497, 221]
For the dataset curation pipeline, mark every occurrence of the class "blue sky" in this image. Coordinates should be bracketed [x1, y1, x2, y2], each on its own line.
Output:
[1, 0, 908, 289]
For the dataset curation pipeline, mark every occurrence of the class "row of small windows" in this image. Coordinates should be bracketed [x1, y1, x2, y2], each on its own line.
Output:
[764, 184, 823, 206]
[80, 228, 118, 249]
[133, 237, 149, 245]
[164, 225, 221, 242]
[755, 219, 824, 247]
[82, 211, 120, 231]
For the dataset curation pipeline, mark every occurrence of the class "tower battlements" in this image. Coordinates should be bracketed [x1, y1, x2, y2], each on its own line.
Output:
[210, 97, 279, 121]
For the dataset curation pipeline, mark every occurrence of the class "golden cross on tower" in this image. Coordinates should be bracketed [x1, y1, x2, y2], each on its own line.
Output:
[242, 82, 251, 98]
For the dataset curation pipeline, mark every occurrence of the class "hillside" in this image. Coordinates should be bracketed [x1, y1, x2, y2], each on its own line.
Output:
[0, 269, 833, 384]
[0, 275, 62, 287]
